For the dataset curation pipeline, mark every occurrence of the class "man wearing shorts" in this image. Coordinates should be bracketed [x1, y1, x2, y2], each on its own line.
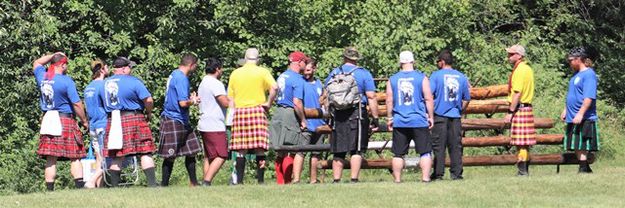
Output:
[386, 51, 434, 183]
[198, 58, 230, 185]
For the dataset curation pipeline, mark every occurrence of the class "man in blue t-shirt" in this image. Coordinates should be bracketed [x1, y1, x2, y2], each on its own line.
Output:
[100, 56, 158, 187]
[429, 50, 471, 180]
[269, 51, 309, 184]
[386, 51, 434, 183]
[83, 59, 109, 188]
[33, 52, 89, 191]
[324, 47, 380, 183]
[302, 59, 327, 184]
[159, 54, 203, 186]
[561, 47, 600, 173]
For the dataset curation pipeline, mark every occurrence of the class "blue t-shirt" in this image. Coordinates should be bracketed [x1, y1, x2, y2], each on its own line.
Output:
[566, 69, 597, 122]
[276, 69, 305, 108]
[389, 70, 429, 128]
[161, 69, 191, 124]
[100, 74, 152, 112]
[84, 80, 107, 130]
[324, 64, 376, 105]
[430, 69, 471, 118]
[303, 79, 326, 132]
[34, 65, 81, 114]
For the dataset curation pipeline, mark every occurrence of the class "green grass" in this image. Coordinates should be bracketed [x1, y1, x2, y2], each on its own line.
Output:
[1, 159, 624, 208]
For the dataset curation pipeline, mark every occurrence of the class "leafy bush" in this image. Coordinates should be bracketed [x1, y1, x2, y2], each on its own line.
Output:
[1, 0, 623, 193]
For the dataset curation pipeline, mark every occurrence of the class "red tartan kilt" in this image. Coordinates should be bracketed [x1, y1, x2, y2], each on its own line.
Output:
[37, 117, 86, 160]
[103, 113, 156, 157]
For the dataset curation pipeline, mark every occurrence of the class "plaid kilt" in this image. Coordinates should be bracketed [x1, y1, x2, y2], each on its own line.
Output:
[103, 113, 156, 157]
[564, 120, 600, 151]
[157, 116, 202, 159]
[510, 106, 537, 146]
[37, 117, 86, 160]
[230, 106, 269, 150]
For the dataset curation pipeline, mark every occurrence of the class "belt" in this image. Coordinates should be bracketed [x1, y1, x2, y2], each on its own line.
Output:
[59, 113, 74, 118]
[278, 105, 293, 109]
[519, 103, 532, 108]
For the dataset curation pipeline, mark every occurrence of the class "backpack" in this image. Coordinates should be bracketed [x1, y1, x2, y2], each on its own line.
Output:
[325, 66, 361, 111]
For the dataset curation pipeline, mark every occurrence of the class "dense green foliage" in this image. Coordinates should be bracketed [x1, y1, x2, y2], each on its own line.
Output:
[1, 0, 623, 193]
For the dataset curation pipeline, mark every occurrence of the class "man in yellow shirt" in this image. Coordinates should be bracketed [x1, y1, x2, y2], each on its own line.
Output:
[504, 44, 536, 176]
[227, 48, 278, 184]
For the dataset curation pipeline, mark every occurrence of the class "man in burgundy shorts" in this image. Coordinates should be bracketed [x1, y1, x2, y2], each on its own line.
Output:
[197, 57, 230, 186]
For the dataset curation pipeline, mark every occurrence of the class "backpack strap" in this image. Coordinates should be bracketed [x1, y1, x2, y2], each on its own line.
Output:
[346, 67, 361, 74]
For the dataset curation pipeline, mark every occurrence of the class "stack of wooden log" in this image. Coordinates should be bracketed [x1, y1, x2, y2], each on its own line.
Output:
[300, 84, 593, 168]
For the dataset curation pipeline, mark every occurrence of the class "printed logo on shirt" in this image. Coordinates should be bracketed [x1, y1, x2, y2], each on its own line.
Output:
[85, 87, 96, 98]
[40, 80, 55, 109]
[277, 75, 287, 101]
[444, 74, 460, 102]
[105, 79, 120, 106]
[574, 76, 581, 85]
[398, 77, 415, 106]
[316, 86, 322, 96]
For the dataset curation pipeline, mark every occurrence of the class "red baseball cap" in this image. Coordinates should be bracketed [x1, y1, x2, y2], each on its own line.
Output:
[288, 51, 309, 62]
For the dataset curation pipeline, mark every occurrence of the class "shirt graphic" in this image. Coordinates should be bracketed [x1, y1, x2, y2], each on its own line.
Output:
[105, 79, 120, 106]
[444, 74, 460, 102]
[41, 80, 55, 109]
[398, 78, 415, 106]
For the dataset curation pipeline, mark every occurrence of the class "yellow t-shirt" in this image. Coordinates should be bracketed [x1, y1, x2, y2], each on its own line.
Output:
[508, 61, 535, 104]
[228, 63, 277, 108]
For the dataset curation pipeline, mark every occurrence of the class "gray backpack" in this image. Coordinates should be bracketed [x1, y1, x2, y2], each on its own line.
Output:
[325, 66, 361, 110]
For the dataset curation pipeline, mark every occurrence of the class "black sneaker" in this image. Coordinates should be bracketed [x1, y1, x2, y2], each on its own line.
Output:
[451, 176, 464, 180]
[430, 174, 444, 181]
[350, 178, 359, 183]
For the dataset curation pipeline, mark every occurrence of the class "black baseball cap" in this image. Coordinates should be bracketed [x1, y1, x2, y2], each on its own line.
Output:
[112, 57, 137, 68]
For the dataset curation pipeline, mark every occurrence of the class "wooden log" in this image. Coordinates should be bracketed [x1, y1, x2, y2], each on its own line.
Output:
[375, 99, 509, 116]
[469, 84, 509, 100]
[375, 85, 510, 102]
[364, 134, 563, 150]
[462, 134, 563, 147]
[314, 118, 555, 134]
[318, 153, 594, 169]
[462, 118, 555, 130]
[464, 99, 509, 114]
[445, 153, 595, 166]
[272, 134, 563, 152]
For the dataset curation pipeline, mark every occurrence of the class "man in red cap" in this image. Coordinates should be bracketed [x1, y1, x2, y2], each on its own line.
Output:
[269, 51, 309, 184]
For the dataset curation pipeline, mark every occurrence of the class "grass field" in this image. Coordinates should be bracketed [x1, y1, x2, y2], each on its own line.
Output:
[1, 159, 624, 208]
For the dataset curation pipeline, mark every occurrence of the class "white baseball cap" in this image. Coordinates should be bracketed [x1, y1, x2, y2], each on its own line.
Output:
[399, 51, 414, 64]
